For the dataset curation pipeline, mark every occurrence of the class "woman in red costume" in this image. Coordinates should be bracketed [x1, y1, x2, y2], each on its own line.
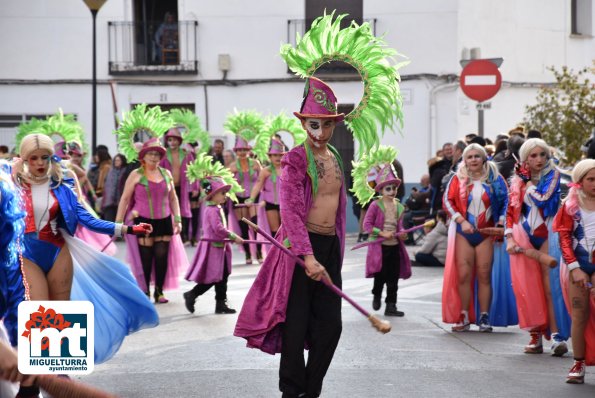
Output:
[553, 159, 595, 384]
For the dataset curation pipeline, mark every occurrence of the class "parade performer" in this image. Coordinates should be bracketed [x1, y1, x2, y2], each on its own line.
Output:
[226, 110, 264, 263]
[443, 143, 515, 332]
[16, 113, 117, 255]
[160, 126, 196, 244]
[235, 10, 406, 396]
[12, 133, 158, 365]
[553, 159, 595, 383]
[249, 113, 306, 238]
[506, 138, 570, 355]
[352, 146, 412, 316]
[116, 104, 188, 304]
[170, 108, 211, 245]
[183, 153, 244, 314]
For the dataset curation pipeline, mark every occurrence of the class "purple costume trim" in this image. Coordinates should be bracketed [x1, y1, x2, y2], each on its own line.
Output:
[362, 199, 412, 279]
[159, 148, 195, 218]
[185, 204, 232, 284]
[234, 145, 346, 354]
[260, 170, 280, 205]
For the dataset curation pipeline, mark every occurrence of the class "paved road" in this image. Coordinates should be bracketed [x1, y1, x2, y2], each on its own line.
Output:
[79, 237, 595, 397]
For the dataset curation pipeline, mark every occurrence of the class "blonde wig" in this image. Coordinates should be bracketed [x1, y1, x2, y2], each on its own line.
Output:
[456, 143, 500, 185]
[15, 134, 63, 187]
[519, 138, 556, 173]
[564, 159, 595, 216]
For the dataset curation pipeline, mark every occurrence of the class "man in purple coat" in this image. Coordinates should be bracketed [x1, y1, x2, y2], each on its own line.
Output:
[234, 77, 347, 398]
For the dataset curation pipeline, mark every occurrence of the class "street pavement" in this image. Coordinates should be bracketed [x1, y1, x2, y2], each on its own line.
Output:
[79, 236, 595, 397]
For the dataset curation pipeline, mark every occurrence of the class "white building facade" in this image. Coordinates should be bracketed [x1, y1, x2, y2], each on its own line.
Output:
[0, 0, 593, 186]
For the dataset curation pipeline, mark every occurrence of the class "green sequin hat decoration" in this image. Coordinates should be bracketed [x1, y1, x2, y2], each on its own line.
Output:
[115, 103, 173, 162]
[252, 112, 306, 163]
[186, 152, 243, 202]
[169, 108, 211, 154]
[224, 110, 265, 150]
[281, 11, 408, 156]
[351, 145, 398, 205]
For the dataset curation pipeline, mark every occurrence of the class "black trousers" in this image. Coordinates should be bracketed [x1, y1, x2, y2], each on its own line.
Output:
[190, 260, 230, 301]
[175, 185, 191, 242]
[279, 233, 342, 398]
[372, 245, 400, 303]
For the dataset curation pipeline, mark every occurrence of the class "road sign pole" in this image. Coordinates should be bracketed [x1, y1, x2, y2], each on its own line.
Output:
[478, 104, 484, 137]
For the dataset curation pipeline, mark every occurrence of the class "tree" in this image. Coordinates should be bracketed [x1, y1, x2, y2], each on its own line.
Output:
[524, 63, 595, 164]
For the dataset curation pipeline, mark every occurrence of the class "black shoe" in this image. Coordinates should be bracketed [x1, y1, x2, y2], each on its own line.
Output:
[183, 291, 197, 313]
[372, 296, 381, 311]
[215, 299, 236, 314]
[190, 238, 197, 247]
[384, 302, 404, 317]
[357, 233, 363, 243]
[361, 233, 369, 242]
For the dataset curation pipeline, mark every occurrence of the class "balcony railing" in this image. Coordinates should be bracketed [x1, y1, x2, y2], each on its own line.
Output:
[108, 20, 198, 75]
[286, 18, 377, 75]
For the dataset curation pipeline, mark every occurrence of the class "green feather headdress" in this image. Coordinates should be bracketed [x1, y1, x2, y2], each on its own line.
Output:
[169, 108, 211, 154]
[351, 145, 398, 205]
[252, 113, 306, 163]
[115, 104, 173, 162]
[223, 110, 265, 143]
[186, 152, 243, 202]
[15, 110, 85, 155]
[281, 11, 408, 156]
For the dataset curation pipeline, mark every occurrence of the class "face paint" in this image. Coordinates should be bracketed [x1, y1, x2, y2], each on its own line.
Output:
[305, 118, 323, 148]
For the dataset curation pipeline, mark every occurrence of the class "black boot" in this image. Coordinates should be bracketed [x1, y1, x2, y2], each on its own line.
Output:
[183, 290, 197, 313]
[361, 233, 369, 242]
[215, 299, 236, 314]
[372, 295, 381, 311]
[384, 302, 404, 317]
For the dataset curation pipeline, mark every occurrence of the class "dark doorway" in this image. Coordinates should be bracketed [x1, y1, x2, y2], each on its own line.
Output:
[133, 0, 179, 65]
[330, 104, 355, 184]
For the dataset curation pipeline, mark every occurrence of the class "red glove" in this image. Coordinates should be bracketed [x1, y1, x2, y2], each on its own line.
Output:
[127, 223, 152, 236]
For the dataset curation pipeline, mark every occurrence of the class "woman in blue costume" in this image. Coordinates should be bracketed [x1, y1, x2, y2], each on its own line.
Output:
[442, 144, 516, 332]
[12, 134, 159, 364]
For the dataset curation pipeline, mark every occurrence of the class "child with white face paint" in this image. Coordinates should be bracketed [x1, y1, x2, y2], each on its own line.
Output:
[363, 163, 412, 316]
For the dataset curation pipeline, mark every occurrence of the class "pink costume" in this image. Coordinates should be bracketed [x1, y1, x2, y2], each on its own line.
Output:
[159, 147, 195, 219]
[234, 144, 347, 354]
[363, 199, 412, 279]
[124, 167, 187, 292]
[185, 204, 233, 284]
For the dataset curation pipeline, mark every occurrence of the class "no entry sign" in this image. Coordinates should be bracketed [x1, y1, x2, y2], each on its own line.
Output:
[460, 60, 502, 102]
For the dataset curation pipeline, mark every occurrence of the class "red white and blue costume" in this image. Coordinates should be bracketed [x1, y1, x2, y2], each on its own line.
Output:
[442, 172, 517, 326]
[506, 169, 571, 338]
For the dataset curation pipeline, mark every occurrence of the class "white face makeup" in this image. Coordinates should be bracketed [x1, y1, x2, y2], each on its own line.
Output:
[305, 118, 323, 148]
[382, 184, 397, 197]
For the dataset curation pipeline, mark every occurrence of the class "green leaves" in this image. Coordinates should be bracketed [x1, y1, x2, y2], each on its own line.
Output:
[252, 113, 306, 163]
[524, 63, 595, 164]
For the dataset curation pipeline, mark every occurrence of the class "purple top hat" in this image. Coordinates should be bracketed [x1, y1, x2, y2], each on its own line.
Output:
[268, 138, 285, 155]
[374, 164, 401, 192]
[165, 128, 183, 143]
[234, 136, 252, 151]
[138, 137, 166, 160]
[67, 142, 83, 156]
[202, 176, 231, 199]
[293, 77, 345, 122]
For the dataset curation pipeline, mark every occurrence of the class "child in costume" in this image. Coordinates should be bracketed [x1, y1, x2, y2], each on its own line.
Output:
[226, 111, 264, 264]
[12, 133, 158, 366]
[553, 159, 595, 384]
[249, 113, 306, 239]
[352, 146, 412, 316]
[506, 138, 570, 355]
[169, 108, 211, 246]
[183, 153, 244, 314]
[116, 104, 188, 304]
[443, 143, 515, 332]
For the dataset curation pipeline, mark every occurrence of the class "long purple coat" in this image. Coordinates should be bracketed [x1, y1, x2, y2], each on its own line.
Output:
[159, 148, 195, 218]
[363, 199, 412, 280]
[234, 144, 346, 355]
[185, 204, 232, 284]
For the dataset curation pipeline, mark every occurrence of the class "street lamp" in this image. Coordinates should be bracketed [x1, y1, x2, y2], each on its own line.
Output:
[83, 0, 107, 152]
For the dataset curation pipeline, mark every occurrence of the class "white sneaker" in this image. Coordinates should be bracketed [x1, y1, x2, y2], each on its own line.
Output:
[551, 333, 568, 357]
